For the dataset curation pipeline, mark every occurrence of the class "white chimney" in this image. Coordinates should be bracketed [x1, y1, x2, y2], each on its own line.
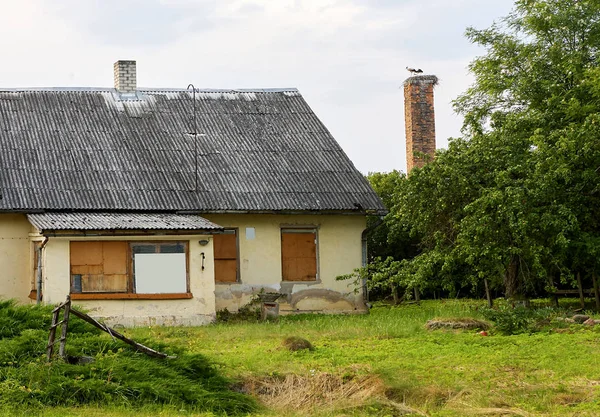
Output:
[113, 60, 136, 93]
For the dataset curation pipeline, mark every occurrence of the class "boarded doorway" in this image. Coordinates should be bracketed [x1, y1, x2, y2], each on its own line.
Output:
[214, 230, 239, 283]
[281, 228, 317, 281]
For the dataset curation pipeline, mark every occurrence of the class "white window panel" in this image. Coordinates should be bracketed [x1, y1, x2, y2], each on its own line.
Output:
[134, 253, 187, 294]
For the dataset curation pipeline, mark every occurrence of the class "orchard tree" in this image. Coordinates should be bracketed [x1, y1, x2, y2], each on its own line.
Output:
[358, 0, 600, 300]
[453, 0, 600, 295]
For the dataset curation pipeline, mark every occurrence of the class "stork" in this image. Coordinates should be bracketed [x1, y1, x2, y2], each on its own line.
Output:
[406, 66, 424, 75]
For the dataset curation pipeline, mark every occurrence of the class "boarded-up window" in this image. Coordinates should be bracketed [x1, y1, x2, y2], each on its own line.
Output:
[214, 230, 238, 283]
[281, 228, 317, 281]
[70, 241, 188, 294]
[70, 241, 128, 293]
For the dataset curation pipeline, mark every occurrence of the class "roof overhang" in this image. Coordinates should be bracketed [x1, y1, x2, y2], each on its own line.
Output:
[27, 212, 223, 235]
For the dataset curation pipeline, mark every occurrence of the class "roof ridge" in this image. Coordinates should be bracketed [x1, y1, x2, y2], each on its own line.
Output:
[0, 87, 299, 93]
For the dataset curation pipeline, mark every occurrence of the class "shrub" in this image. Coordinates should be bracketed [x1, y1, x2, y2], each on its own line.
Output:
[0, 300, 256, 414]
[480, 304, 556, 335]
[281, 337, 314, 352]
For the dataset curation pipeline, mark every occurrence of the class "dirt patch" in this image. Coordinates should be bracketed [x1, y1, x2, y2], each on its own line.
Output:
[426, 317, 490, 331]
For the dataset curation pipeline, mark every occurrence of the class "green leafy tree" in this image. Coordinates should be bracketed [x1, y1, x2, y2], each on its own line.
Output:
[358, 0, 600, 300]
[366, 171, 417, 261]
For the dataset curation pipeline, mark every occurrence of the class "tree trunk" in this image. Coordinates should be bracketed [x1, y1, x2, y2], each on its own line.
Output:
[576, 272, 585, 309]
[593, 272, 600, 312]
[392, 286, 399, 305]
[484, 278, 493, 308]
[504, 256, 520, 299]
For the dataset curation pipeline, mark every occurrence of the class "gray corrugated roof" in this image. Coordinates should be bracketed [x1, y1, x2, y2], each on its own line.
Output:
[28, 212, 222, 232]
[0, 88, 385, 214]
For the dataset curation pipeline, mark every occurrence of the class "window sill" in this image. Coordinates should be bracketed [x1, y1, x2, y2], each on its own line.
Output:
[70, 293, 193, 300]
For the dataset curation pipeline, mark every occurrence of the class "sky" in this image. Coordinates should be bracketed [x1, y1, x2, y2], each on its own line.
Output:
[0, 0, 515, 174]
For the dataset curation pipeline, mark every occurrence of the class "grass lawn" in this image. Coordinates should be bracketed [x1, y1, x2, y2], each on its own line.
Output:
[6, 299, 600, 416]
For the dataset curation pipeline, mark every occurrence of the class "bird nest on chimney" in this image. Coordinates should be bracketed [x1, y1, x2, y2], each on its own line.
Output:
[403, 75, 439, 86]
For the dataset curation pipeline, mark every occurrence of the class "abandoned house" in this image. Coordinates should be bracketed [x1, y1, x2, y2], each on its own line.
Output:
[0, 60, 387, 326]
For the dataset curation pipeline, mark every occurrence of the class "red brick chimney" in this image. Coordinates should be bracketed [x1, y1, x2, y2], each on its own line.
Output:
[404, 75, 438, 173]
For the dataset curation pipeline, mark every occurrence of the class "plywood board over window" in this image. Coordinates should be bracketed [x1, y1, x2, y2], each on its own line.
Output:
[281, 228, 317, 281]
[214, 230, 239, 283]
[70, 241, 128, 293]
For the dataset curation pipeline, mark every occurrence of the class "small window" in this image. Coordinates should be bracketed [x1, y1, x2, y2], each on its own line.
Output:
[213, 230, 239, 283]
[70, 241, 189, 295]
[281, 228, 317, 281]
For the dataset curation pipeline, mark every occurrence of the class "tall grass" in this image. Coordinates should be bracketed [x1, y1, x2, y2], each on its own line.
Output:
[129, 299, 600, 416]
[5, 299, 600, 416]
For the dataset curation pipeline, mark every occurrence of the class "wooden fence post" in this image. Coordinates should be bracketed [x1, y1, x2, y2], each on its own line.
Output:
[592, 272, 600, 312]
[46, 305, 61, 361]
[58, 296, 71, 359]
[484, 279, 493, 308]
[46, 296, 71, 361]
[577, 272, 585, 309]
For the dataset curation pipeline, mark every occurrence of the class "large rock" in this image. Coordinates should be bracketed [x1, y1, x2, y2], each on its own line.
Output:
[572, 314, 590, 324]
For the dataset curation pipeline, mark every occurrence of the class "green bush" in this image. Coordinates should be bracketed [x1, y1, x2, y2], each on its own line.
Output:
[480, 304, 556, 335]
[0, 300, 256, 414]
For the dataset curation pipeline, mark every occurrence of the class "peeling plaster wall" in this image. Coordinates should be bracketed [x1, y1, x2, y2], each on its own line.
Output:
[0, 214, 32, 303]
[43, 234, 216, 326]
[0, 212, 367, 323]
[203, 214, 367, 314]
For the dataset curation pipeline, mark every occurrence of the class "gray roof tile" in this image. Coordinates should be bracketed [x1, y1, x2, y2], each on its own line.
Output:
[0, 88, 385, 214]
[28, 212, 222, 232]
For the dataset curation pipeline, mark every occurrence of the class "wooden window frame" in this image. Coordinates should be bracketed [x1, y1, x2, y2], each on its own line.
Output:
[70, 240, 192, 300]
[280, 226, 320, 282]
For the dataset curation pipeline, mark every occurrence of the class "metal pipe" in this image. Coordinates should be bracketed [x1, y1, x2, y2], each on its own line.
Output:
[187, 84, 198, 192]
[36, 236, 49, 305]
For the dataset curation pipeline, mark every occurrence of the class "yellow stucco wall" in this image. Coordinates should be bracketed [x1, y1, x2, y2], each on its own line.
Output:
[203, 213, 367, 313]
[43, 234, 216, 327]
[0, 212, 367, 325]
[0, 214, 33, 303]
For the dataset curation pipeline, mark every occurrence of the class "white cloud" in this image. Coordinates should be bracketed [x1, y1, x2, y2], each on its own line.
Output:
[0, 0, 514, 173]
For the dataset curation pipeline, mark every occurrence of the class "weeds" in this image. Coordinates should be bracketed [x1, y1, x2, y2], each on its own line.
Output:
[281, 336, 314, 352]
[480, 303, 558, 335]
[425, 317, 490, 331]
[216, 294, 262, 323]
[5, 299, 600, 416]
